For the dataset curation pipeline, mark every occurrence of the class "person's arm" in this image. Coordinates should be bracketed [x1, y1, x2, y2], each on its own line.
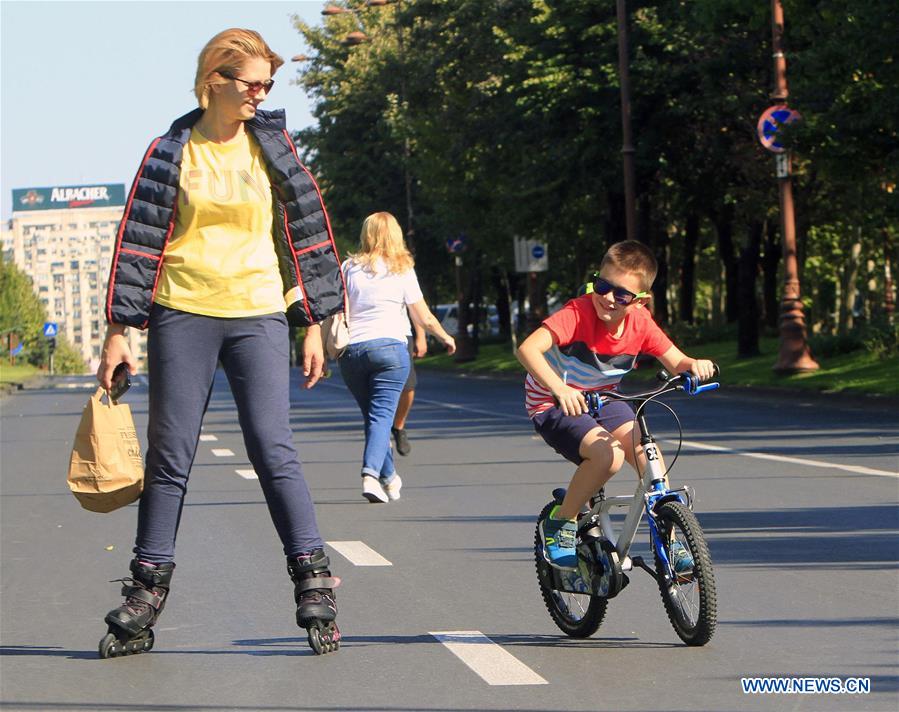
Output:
[97, 324, 138, 390]
[657, 345, 716, 381]
[516, 326, 587, 416]
[408, 300, 455, 354]
[302, 323, 324, 389]
[412, 321, 427, 358]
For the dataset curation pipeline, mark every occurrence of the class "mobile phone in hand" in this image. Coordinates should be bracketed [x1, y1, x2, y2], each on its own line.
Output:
[109, 363, 132, 402]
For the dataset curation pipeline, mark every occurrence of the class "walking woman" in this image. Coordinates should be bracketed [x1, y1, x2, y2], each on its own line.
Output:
[96, 29, 343, 656]
[339, 212, 455, 503]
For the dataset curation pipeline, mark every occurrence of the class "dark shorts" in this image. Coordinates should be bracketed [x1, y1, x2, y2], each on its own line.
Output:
[403, 336, 417, 391]
[533, 400, 635, 465]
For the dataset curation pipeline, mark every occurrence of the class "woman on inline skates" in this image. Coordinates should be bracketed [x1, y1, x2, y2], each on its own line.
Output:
[96, 28, 343, 656]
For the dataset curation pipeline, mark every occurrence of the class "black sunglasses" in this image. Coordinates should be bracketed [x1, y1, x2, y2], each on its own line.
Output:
[591, 275, 650, 306]
[221, 72, 274, 95]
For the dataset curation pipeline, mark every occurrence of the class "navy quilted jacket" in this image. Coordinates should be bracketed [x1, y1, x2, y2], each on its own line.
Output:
[105, 108, 344, 328]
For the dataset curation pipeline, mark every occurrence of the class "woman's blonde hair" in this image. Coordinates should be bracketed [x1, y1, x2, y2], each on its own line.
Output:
[351, 212, 414, 274]
[194, 29, 284, 109]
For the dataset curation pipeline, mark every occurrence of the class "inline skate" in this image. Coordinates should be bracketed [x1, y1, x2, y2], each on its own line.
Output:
[98, 559, 174, 659]
[287, 550, 340, 654]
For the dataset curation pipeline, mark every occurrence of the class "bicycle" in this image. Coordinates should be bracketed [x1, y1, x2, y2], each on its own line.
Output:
[534, 367, 720, 646]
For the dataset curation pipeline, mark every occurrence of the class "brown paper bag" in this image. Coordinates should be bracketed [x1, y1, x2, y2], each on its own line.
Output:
[67, 387, 144, 513]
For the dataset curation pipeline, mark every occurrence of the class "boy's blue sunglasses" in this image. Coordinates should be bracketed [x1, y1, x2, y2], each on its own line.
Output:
[588, 276, 650, 306]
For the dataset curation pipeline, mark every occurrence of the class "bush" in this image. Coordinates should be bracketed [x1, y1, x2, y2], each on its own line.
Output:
[666, 321, 738, 347]
[859, 318, 899, 357]
[808, 332, 864, 358]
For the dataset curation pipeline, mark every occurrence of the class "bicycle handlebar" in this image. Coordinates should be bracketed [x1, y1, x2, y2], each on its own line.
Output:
[583, 363, 720, 412]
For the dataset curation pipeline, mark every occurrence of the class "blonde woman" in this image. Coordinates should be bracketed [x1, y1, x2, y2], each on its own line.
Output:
[96, 29, 342, 656]
[339, 212, 455, 503]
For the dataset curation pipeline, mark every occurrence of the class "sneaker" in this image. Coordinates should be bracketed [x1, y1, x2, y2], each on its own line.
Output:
[392, 427, 411, 456]
[669, 540, 694, 575]
[539, 506, 578, 570]
[381, 474, 402, 501]
[362, 476, 388, 503]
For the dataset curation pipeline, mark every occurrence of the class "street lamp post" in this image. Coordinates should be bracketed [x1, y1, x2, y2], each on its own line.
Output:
[616, 0, 637, 242]
[770, 0, 818, 373]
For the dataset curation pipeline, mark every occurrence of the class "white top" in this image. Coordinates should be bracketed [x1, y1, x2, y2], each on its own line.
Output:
[343, 258, 423, 344]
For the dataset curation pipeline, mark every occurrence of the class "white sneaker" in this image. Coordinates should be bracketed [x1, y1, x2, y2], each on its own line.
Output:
[382, 474, 402, 501]
[362, 476, 388, 503]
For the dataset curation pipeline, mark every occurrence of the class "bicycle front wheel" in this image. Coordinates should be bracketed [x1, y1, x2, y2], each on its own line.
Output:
[534, 501, 607, 638]
[653, 501, 717, 646]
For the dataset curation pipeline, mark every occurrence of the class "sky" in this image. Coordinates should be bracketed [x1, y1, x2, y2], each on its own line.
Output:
[0, 0, 327, 220]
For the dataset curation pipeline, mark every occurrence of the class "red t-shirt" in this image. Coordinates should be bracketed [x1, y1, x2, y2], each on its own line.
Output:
[524, 294, 674, 417]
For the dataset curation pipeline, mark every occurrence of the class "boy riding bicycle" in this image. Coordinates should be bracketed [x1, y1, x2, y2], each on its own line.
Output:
[517, 241, 715, 571]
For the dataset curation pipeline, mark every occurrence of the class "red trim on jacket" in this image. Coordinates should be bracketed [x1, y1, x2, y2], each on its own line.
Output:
[294, 239, 331, 256]
[282, 130, 346, 305]
[106, 138, 160, 323]
[283, 210, 314, 322]
[120, 247, 161, 260]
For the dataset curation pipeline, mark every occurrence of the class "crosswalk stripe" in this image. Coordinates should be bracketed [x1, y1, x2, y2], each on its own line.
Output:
[235, 469, 258, 480]
[211, 448, 234, 457]
[327, 540, 392, 566]
[199, 434, 218, 442]
[429, 631, 548, 686]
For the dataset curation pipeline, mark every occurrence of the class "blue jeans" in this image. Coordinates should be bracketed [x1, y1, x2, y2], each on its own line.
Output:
[339, 338, 410, 482]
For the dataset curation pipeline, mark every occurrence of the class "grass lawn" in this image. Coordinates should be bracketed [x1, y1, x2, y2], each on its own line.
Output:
[0, 362, 41, 386]
[418, 338, 899, 398]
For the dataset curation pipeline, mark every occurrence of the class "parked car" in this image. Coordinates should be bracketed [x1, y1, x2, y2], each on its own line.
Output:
[430, 303, 499, 341]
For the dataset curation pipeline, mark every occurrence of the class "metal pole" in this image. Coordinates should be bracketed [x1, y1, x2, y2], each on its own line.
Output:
[771, 0, 818, 372]
[395, 0, 415, 253]
[616, 0, 637, 241]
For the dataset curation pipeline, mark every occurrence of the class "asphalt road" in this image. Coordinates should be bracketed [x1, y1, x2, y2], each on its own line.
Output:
[1, 365, 897, 712]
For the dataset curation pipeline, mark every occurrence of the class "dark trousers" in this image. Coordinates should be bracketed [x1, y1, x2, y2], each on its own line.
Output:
[135, 304, 323, 563]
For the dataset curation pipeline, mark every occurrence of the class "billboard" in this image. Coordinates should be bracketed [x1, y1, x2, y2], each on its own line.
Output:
[12, 184, 126, 212]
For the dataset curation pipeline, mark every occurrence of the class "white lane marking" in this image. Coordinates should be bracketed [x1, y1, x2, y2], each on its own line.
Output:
[669, 439, 898, 479]
[429, 631, 547, 686]
[199, 434, 218, 442]
[211, 448, 234, 457]
[318, 380, 525, 420]
[319, 379, 896, 478]
[327, 540, 392, 566]
[235, 469, 258, 480]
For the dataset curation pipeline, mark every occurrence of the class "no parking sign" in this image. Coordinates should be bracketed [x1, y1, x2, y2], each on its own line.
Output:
[757, 104, 801, 153]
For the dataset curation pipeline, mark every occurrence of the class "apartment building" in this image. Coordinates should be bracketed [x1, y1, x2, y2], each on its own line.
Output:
[5, 184, 146, 370]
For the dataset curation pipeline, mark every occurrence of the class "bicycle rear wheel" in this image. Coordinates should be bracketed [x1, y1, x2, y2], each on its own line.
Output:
[653, 501, 717, 646]
[534, 502, 607, 638]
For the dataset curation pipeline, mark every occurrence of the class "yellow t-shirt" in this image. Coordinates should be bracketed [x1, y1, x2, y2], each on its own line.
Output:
[154, 127, 285, 317]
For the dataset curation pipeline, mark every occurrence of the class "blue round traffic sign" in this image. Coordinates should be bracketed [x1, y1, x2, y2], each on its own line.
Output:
[757, 104, 801, 153]
[446, 234, 468, 254]
[531, 244, 545, 259]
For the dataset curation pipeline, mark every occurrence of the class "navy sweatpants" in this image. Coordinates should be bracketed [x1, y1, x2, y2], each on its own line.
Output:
[135, 304, 323, 563]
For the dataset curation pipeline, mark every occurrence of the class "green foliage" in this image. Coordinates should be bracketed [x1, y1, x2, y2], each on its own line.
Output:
[0, 259, 83, 373]
[291, 0, 897, 338]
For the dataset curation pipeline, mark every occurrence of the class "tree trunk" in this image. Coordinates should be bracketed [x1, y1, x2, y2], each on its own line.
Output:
[837, 238, 862, 335]
[713, 204, 739, 323]
[679, 212, 700, 323]
[762, 219, 780, 330]
[737, 222, 763, 357]
[492, 266, 511, 341]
